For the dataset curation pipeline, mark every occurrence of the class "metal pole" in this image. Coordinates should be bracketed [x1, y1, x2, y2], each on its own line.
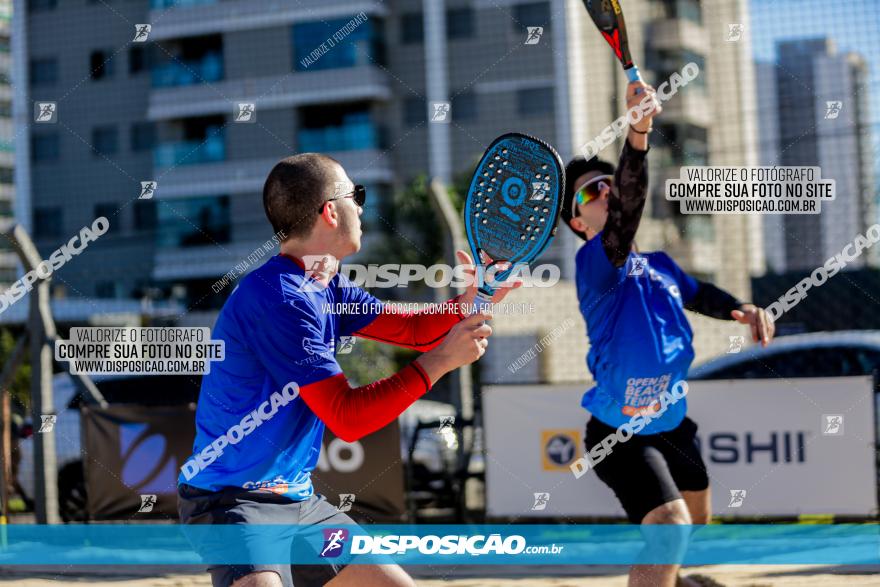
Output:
[423, 0, 451, 183]
[29, 274, 60, 524]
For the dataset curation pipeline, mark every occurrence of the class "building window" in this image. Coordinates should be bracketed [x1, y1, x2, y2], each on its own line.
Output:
[516, 87, 554, 116]
[29, 0, 57, 12]
[400, 13, 423, 44]
[0, 35, 10, 54]
[447, 8, 475, 40]
[90, 49, 115, 80]
[0, 167, 12, 184]
[130, 121, 155, 152]
[659, 0, 702, 24]
[293, 16, 382, 71]
[157, 196, 231, 248]
[403, 97, 425, 126]
[32, 133, 60, 162]
[134, 199, 157, 231]
[647, 48, 706, 90]
[512, 2, 551, 32]
[34, 207, 63, 239]
[0, 100, 11, 117]
[95, 282, 117, 299]
[92, 125, 118, 156]
[94, 202, 120, 232]
[298, 103, 380, 152]
[129, 46, 152, 75]
[30, 58, 58, 86]
[452, 92, 477, 121]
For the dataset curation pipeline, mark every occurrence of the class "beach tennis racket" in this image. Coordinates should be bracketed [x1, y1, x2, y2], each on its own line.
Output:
[583, 0, 643, 84]
[463, 133, 564, 313]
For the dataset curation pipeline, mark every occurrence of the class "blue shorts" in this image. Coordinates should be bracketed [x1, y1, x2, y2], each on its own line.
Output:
[177, 484, 356, 587]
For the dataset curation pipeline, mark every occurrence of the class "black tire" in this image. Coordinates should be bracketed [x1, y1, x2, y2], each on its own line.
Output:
[58, 461, 89, 523]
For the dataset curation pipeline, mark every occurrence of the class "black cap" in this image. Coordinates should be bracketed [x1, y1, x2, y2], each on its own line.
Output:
[561, 155, 616, 241]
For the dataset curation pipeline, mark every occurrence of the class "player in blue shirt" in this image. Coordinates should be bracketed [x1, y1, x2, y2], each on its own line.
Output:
[561, 81, 774, 587]
[178, 153, 513, 587]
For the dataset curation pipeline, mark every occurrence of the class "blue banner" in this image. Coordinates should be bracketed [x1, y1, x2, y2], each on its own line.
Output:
[1, 524, 878, 565]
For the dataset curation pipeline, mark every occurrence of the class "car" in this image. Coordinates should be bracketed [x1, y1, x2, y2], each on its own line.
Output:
[689, 330, 880, 380]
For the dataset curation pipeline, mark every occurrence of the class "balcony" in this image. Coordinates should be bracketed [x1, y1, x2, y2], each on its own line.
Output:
[646, 18, 708, 54]
[148, 65, 390, 121]
[152, 52, 223, 88]
[151, 0, 216, 8]
[154, 133, 225, 168]
[148, 0, 388, 42]
[298, 115, 379, 152]
[154, 150, 393, 200]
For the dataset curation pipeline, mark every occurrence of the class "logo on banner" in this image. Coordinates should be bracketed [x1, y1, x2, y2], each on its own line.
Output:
[320, 528, 349, 558]
[541, 430, 579, 470]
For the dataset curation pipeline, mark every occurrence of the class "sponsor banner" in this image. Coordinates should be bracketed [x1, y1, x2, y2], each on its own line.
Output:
[82, 405, 404, 521]
[1, 524, 879, 565]
[484, 377, 877, 517]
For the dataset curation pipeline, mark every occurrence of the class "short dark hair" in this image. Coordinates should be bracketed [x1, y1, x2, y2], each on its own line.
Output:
[262, 153, 341, 240]
[561, 155, 616, 242]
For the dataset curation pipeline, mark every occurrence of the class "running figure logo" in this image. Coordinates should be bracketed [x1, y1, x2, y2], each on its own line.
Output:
[727, 490, 747, 508]
[726, 24, 744, 42]
[727, 335, 745, 354]
[35, 102, 57, 123]
[437, 416, 455, 434]
[299, 255, 337, 292]
[140, 181, 157, 199]
[824, 101, 843, 120]
[337, 493, 356, 513]
[822, 414, 844, 435]
[320, 528, 349, 558]
[235, 103, 256, 123]
[525, 27, 544, 45]
[133, 24, 151, 42]
[628, 256, 647, 277]
[138, 494, 157, 513]
[336, 336, 356, 355]
[38, 415, 57, 433]
[531, 492, 550, 511]
[430, 102, 451, 123]
[531, 181, 550, 200]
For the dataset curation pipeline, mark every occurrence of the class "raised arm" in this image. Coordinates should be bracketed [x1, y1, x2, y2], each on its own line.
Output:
[602, 81, 660, 267]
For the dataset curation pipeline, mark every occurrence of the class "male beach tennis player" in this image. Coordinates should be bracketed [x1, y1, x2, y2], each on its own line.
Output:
[178, 154, 516, 587]
[561, 81, 774, 587]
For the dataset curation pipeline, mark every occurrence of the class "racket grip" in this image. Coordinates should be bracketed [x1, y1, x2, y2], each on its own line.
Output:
[626, 65, 642, 83]
[471, 292, 494, 316]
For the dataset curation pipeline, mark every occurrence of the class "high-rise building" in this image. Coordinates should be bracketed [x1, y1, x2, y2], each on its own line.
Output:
[0, 0, 14, 288]
[758, 38, 875, 272]
[16, 0, 759, 377]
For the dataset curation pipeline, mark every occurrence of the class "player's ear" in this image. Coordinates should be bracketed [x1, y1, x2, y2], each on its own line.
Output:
[569, 216, 587, 234]
[319, 201, 340, 228]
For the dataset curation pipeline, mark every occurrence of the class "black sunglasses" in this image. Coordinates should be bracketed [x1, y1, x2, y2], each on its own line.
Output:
[319, 184, 366, 214]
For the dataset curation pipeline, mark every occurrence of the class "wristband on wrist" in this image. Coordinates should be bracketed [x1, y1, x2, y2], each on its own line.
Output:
[629, 125, 652, 135]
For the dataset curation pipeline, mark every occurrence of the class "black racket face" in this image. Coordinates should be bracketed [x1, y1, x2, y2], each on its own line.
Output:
[584, 0, 634, 69]
[464, 133, 564, 291]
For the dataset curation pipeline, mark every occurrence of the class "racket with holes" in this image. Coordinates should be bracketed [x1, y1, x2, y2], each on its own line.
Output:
[464, 133, 565, 313]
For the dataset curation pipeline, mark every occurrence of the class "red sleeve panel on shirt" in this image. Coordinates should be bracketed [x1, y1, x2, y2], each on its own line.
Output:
[299, 363, 431, 443]
[353, 295, 465, 352]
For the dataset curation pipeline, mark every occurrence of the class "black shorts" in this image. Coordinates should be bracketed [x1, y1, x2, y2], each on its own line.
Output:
[178, 484, 356, 587]
[584, 416, 709, 524]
